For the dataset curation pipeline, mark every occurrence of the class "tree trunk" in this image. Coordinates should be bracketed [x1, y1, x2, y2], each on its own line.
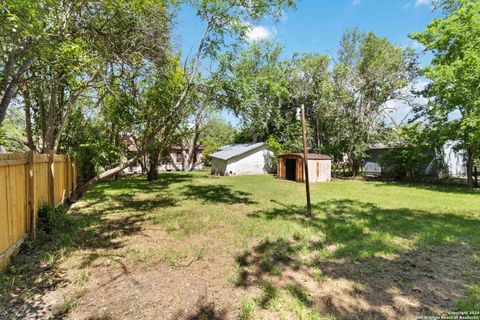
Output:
[71, 156, 140, 201]
[466, 148, 475, 188]
[147, 147, 160, 181]
[70, 19, 212, 200]
[147, 156, 159, 181]
[0, 54, 34, 126]
[352, 161, 360, 177]
[474, 165, 478, 188]
[22, 86, 37, 152]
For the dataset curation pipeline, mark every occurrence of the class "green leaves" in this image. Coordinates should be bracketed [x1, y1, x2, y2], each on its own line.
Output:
[410, 0, 480, 185]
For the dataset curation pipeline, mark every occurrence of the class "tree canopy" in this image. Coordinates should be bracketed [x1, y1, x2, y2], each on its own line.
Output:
[410, 0, 480, 186]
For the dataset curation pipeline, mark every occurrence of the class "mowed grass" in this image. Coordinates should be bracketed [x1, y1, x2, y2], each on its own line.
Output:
[79, 173, 480, 318]
[2, 172, 480, 319]
[88, 172, 480, 259]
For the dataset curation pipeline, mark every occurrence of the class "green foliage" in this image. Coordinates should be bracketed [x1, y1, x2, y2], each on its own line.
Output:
[37, 204, 71, 235]
[0, 107, 27, 152]
[379, 123, 441, 180]
[410, 0, 480, 186]
[456, 284, 480, 311]
[333, 29, 418, 173]
[266, 136, 284, 156]
[212, 30, 417, 171]
[59, 107, 121, 182]
[239, 297, 256, 320]
[200, 116, 236, 165]
[380, 146, 433, 180]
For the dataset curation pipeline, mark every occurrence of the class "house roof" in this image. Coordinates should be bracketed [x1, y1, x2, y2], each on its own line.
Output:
[209, 142, 266, 160]
[278, 153, 332, 160]
[367, 142, 408, 150]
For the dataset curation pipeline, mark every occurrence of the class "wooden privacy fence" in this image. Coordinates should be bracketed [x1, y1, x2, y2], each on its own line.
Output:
[0, 151, 77, 270]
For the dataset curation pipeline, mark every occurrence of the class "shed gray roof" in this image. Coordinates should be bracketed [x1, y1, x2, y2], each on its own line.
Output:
[209, 142, 266, 160]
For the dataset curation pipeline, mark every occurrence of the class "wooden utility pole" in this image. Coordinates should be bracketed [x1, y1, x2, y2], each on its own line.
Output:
[298, 104, 312, 218]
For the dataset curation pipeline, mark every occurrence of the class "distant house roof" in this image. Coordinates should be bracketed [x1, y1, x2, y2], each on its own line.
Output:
[278, 153, 332, 160]
[367, 142, 408, 150]
[171, 145, 204, 151]
[209, 142, 266, 160]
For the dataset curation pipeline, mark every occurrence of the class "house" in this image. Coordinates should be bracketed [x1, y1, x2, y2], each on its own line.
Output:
[121, 134, 203, 174]
[209, 143, 274, 176]
[277, 153, 332, 183]
[364, 141, 466, 178]
[158, 145, 203, 172]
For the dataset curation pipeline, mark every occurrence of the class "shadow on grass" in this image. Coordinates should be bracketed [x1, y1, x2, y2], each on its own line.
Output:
[170, 295, 227, 320]
[238, 199, 480, 319]
[372, 180, 480, 196]
[0, 173, 190, 319]
[183, 184, 257, 205]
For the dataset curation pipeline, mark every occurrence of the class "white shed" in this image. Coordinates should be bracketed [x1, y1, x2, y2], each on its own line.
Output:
[209, 143, 274, 176]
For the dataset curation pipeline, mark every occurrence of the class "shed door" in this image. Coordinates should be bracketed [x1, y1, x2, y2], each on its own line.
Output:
[285, 159, 296, 181]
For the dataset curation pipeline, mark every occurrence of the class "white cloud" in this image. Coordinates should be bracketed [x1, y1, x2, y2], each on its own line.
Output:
[401, 40, 425, 52]
[415, 0, 431, 7]
[353, 0, 361, 6]
[245, 25, 274, 42]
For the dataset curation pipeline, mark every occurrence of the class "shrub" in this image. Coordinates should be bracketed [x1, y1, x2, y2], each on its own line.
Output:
[379, 146, 435, 180]
[37, 204, 71, 235]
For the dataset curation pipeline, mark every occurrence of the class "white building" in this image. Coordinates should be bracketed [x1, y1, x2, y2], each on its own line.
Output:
[209, 143, 274, 176]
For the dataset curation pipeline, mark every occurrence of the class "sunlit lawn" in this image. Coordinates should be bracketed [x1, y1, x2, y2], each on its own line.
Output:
[2, 172, 480, 319]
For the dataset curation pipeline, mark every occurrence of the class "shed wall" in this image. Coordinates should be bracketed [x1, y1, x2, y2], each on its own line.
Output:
[211, 157, 228, 175]
[226, 147, 272, 175]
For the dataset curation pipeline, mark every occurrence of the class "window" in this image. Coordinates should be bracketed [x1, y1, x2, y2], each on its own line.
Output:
[176, 152, 182, 163]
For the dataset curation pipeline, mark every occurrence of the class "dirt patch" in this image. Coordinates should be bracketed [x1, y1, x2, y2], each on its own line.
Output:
[236, 238, 480, 319]
[2, 175, 479, 319]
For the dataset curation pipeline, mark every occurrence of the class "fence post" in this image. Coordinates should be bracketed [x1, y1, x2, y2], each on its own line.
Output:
[48, 150, 55, 205]
[27, 151, 36, 239]
[66, 155, 70, 198]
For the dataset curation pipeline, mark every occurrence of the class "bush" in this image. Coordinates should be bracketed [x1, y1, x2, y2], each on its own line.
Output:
[379, 146, 435, 180]
[38, 204, 71, 235]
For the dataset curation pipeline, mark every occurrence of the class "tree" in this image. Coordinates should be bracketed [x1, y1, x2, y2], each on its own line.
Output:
[212, 41, 303, 151]
[18, 0, 171, 153]
[0, 106, 27, 152]
[332, 29, 418, 175]
[74, 0, 296, 197]
[379, 122, 443, 180]
[0, 0, 46, 126]
[410, 0, 480, 187]
[200, 115, 236, 165]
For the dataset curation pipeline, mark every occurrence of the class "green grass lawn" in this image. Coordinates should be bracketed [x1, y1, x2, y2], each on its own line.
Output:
[2, 172, 480, 319]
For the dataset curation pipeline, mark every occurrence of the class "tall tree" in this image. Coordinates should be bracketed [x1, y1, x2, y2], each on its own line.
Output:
[333, 29, 418, 175]
[20, 0, 170, 153]
[212, 41, 303, 150]
[200, 115, 236, 165]
[0, 0, 46, 126]
[410, 0, 480, 187]
[74, 0, 296, 197]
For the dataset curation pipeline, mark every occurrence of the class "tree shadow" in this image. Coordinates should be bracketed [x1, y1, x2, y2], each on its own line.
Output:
[239, 199, 480, 319]
[1, 174, 186, 319]
[183, 184, 257, 205]
[170, 295, 228, 320]
[372, 180, 480, 196]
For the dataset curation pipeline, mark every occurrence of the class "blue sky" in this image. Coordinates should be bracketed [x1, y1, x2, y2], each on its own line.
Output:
[172, 0, 438, 126]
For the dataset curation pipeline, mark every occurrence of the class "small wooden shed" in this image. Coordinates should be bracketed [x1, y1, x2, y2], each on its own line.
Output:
[277, 153, 332, 183]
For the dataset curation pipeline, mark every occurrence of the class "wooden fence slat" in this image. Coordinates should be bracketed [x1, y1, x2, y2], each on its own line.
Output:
[27, 151, 35, 239]
[48, 150, 55, 206]
[0, 152, 77, 271]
